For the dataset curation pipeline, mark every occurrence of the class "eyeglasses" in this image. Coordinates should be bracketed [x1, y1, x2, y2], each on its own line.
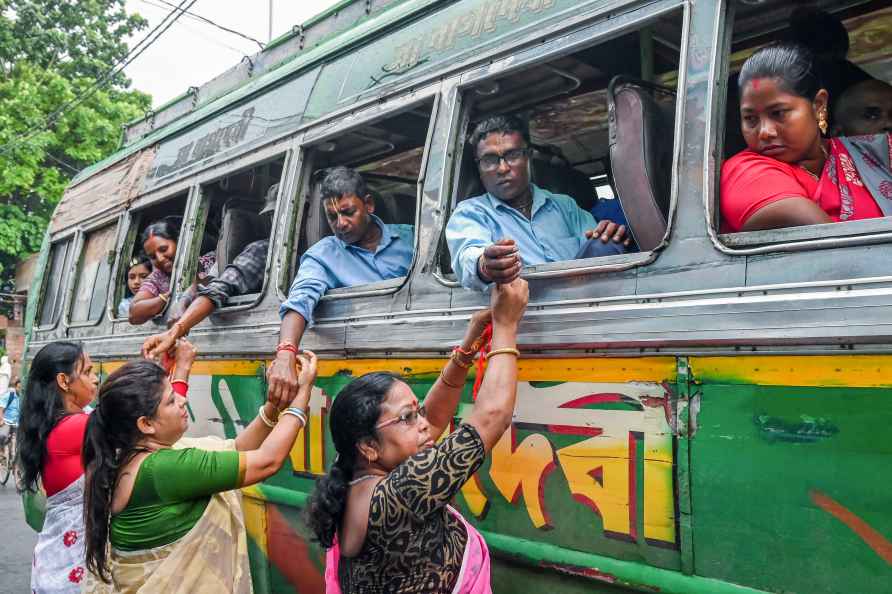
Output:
[475, 148, 529, 172]
[375, 405, 427, 430]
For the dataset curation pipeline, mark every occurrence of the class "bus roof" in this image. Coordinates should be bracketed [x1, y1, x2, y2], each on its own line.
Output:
[69, 0, 432, 187]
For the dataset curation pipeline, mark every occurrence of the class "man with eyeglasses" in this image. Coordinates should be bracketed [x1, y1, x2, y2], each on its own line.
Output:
[446, 114, 630, 290]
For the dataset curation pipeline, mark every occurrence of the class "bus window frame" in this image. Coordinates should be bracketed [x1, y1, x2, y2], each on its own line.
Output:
[186, 147, 294, 315]
[34, 230, 78, 333]
[278, 85, 441, 304]
[108, 182, 196, 325]
[65, 213, 122, 328]
[432, 0, 688, 287]
[708, 3, 892, 256]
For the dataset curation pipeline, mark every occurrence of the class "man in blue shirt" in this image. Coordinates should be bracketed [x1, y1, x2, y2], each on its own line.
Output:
[446, 114, 630, 290]
[0, 378, 20, 467]
[268, 166, 414, 402]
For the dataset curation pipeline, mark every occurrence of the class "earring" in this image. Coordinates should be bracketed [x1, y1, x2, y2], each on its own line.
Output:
[818, 112, 828, 136]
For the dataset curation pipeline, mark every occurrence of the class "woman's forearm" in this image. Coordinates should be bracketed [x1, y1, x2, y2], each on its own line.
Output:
[240, 387, 312, 484]
[129, 294, 166, 324]
[235, 402, 279, 452]
[466, 324, 519, 450]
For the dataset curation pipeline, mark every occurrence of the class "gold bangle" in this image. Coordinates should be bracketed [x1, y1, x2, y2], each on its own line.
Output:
[439, 371, 463, 389]
[158, 292, 170, 304]
[485, 347, 520, 360]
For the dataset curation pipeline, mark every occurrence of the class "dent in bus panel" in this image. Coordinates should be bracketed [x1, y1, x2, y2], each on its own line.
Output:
[37, 239, 73, 328]
[70, 224, 117, 324]
[716, 4, 892, 241]
[285, 101, 435, 308]
[184, 156, 285, 314]
[439, 9, 683, 285]
[117, 194, 189, 325]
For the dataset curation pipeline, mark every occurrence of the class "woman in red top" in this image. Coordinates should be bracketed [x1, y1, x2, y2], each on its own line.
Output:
[17, 342, 98, 592]
[721, 43, 892, 233]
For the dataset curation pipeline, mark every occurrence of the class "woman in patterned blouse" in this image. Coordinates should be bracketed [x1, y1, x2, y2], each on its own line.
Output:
[306, 278, 528, 594]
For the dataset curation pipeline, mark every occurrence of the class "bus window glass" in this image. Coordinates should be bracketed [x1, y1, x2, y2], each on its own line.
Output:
[718, 3, 892, 239]
[441, 9, 683, 286]
[38, 239, 73, 327]
[117, 193, 189, 323]
[70, 224, 117, 323]
[189, 156, 285, 310]
[285, 99, 434, 298]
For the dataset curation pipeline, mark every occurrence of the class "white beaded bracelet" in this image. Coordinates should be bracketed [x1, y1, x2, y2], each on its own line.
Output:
[258, 404, 277, 428]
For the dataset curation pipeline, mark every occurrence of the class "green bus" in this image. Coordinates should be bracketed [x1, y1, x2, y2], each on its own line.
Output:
[22, 0, 892, 592]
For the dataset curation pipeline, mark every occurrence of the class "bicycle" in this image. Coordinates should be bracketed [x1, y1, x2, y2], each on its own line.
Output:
[0, 424, 15, 486]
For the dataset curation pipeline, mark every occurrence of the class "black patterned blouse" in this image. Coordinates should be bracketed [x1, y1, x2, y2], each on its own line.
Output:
[337, 423, 486, 594]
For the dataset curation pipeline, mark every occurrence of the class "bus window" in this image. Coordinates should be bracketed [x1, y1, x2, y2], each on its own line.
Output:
[189, 156, 285, 310]
[717, 4, 892, 243]
[285, 99, 434, 296]
[37, 238, 73, 327]
[440, 9, 683, 285]
[69, 224, 117, 323]
[115, 193, 189, 323]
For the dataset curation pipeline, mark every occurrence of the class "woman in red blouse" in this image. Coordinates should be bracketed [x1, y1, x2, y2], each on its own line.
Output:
[17, 342, 98, 592]
[721, 43, 892, 233]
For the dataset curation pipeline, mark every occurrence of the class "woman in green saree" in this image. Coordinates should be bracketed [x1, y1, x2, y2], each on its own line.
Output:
[82, 340, 317, 593]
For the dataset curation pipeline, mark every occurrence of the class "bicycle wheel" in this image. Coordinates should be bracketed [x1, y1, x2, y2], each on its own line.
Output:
[0, 437, 11, 486]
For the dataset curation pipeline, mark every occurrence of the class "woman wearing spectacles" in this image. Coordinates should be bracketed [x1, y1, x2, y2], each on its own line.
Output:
[306, 278, 529, 594]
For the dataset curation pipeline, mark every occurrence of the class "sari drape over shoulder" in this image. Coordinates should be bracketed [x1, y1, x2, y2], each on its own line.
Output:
[720, 133, 892, 232]
[83, 436, 252, 594]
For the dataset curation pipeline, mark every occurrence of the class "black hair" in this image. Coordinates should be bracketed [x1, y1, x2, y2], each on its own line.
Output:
[786, 8, 849, 60]
[140, 216, 182, 248]
[738, 43, 824, 101]
[83, 359, 167, 583]
[319, 166, 369, 203]
[468, 114, 530, 150]
[123, 253, 152, 298]
[304, 372, 399, 548]
[15, 341, 84, 494]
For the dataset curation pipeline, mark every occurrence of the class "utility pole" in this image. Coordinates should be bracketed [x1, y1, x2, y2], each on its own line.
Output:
[268, 0, 273, 42]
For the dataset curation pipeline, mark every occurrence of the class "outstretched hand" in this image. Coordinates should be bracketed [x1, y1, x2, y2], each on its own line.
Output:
[142, 329, 177, 361]
[478, 239, 522, 285]
[490, 277, 529, 327]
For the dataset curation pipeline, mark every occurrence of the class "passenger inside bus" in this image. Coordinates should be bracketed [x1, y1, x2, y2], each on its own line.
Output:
[268, 167, 414, 398]
[128, 217, 217, 325]
[141, 187, 277, 358]
[720, 44, 892, 234]
[832, 79, 892, 137]
[446, 114, 630, 290]
[117, 254, 152, 319]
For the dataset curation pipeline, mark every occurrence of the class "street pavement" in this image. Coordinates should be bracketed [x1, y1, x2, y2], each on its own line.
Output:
[0, 485, 36, 593]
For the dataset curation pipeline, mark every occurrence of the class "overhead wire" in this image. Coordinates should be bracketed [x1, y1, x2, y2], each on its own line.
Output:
[0, 0, 198, 157]
[146, 0, 266, 50]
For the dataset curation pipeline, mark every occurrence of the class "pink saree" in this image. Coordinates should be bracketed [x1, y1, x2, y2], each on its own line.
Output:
[325, 506, 491, 594]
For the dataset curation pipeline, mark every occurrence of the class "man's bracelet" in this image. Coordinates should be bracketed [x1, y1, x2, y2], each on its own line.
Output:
[276, 341, 299, 356]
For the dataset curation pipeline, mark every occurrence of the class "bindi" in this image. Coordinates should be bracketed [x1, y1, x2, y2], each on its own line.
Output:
[751, 78, 762, 90]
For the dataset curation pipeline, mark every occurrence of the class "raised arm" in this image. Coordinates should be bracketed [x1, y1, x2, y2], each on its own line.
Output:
[464, 278, 528, 450]
[240, 351, 317, 485]
[423, 309, 491, 440]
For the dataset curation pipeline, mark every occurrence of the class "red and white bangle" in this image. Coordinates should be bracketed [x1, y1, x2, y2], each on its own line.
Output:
[171, 379, 189, 397]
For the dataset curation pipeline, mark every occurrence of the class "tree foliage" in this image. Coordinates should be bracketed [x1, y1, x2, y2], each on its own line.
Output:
[0, 1, 152, 310]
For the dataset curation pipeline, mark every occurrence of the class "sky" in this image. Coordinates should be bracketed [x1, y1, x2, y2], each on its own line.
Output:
[123, 0, 342, 108]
